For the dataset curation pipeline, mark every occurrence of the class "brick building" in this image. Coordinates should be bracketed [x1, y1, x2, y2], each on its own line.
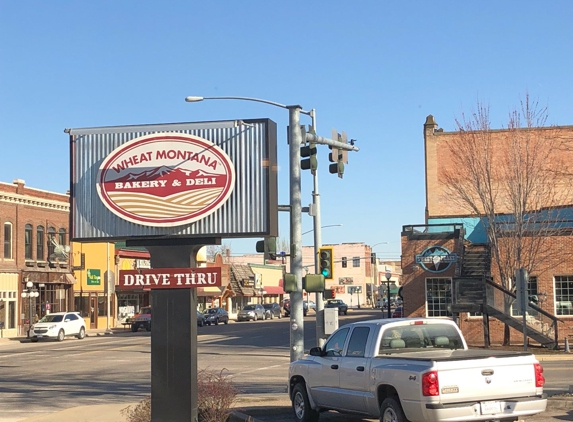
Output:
[401, 116, 573, 348]
[0, 179, 74, 338]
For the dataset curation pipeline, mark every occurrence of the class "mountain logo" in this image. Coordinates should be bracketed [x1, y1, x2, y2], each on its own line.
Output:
[96, 133, 235, 227]
[415, 246, 457, 273]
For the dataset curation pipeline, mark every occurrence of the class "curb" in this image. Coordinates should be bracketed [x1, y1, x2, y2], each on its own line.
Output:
[546, 396, 573, 411]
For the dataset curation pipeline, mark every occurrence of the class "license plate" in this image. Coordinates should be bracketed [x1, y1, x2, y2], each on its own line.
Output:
[480, 401, 502, 415]
[36, 335, 43, 338]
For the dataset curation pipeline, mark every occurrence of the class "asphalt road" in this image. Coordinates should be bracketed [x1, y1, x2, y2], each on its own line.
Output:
[0, 309, 571, 421]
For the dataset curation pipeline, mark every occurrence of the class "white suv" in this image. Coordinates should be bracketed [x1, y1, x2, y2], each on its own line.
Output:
[30, 312, 86, 342]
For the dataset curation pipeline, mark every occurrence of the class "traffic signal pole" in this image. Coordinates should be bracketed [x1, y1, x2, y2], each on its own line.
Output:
[309, 110, 327, 348]
[288, 106, 305, 363]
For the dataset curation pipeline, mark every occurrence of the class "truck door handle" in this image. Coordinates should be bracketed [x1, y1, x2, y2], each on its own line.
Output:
[331, 364, 339, 370]
[356, 366, 365, 372]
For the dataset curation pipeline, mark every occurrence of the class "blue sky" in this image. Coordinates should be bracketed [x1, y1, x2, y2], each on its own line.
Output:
[1, 1, 572, 259]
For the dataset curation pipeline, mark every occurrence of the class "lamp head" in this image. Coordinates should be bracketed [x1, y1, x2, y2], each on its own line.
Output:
[26, 281, 34, 289]
[185, 96, 204, 102]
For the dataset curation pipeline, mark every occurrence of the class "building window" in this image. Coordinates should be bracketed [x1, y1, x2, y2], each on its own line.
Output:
[3, 222, 12, 259]
[555, 276, 573, 316]
[36, 225, 45, 261]
[426, 278, 452, 317]
[341, 257, 347, 268]
[511, 276, 539, 316]
[352, 257, 360, 267]
[58, 228, 66, 246]
[47, 227, 56, 257]
[25, 224, 33, 259]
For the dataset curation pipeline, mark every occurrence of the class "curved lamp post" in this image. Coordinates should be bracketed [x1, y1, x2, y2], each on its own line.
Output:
[302, 224, 342, 236]
[186, 95, 313, 362]
[21, 281, 39, 338]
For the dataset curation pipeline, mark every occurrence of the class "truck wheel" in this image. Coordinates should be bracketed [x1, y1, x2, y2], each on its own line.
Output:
[131, 324, 139, 332]
[380, 397, 407, 422]
[292, 383, 319, 422]
[146, 324, 151, 332]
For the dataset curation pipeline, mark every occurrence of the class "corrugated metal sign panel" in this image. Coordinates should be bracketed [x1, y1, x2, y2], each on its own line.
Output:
[69, 119, 278, 241]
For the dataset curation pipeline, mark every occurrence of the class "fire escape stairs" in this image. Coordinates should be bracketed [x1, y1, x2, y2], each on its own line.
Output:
[453, 243, 556, 348]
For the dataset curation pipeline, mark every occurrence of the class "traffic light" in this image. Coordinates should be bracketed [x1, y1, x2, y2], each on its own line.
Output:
[318, 247, 334, 280]
[256, 237, 277, 261]
[303, 274, 325, 292]
[370, 253, 377, 264]
[284, 273, 297, 293]
[324, 289, 335, 299]
[301, 142, 318, 174]
[329, 130, 348, 179]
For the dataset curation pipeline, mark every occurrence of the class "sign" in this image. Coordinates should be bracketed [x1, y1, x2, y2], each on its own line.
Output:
[415, 246, 457, 273]
[119, 268, 222, 290]
[87, 269, 101, 285]
[97, 133, 236, 227]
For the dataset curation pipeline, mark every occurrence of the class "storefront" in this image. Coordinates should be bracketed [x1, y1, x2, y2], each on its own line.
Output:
[0, 272, 18, 338]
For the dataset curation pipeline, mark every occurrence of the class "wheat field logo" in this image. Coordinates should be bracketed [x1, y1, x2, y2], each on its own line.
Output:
[97, 133, 235, 227]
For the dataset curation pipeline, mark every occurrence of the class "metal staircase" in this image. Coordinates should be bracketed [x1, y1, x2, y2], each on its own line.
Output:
[453, 243, 562, 349]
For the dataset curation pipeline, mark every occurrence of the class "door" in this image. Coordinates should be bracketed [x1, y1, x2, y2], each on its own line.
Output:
[89, 296, 97, 329]
[338, 326, 371, 412]
[307, 327, 350, 408]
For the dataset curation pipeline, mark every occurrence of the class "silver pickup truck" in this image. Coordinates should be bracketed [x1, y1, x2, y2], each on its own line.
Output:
[288, 318, 547, 422]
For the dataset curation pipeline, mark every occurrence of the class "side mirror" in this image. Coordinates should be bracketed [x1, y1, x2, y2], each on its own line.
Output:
[64, 319, 70, 323]
[309, 347, 325, 357]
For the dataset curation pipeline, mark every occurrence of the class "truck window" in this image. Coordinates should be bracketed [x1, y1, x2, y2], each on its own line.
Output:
[324, 327, 350, 357]
[346, 327, 370, 357]
[379, 323, 463, 353]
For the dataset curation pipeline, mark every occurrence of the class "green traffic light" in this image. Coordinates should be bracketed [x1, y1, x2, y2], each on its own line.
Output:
[321, 268, 330, 277]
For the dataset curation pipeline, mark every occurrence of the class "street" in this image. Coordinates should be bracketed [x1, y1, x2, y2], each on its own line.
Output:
[0, 309, 571, 421]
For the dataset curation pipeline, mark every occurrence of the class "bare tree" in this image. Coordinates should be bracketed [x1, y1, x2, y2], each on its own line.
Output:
[442, 94, 571, 345]
[206, 242, 233, 263]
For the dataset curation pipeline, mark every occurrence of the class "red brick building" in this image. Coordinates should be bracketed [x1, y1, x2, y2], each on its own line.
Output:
[401, 116, 573, 348]
[0, 179, 74, 337]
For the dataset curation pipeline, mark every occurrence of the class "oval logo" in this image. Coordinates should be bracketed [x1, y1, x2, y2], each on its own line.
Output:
[96, 133, 235, 227]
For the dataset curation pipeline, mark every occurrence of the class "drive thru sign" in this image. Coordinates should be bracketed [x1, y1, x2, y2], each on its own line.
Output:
[119, 268, 221, 289]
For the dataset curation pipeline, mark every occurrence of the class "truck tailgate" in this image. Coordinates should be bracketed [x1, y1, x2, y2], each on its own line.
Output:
[434, 352, 540, 403]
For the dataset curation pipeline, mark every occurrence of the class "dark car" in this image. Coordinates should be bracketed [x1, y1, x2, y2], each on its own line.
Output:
[262, 303, 282, 319]
[283, 299, 308, 316]
[196, 311, 206, 327]
[203, 307, 229, 325]
[392, 306, 404, 318]
[325, 299, 348, 315]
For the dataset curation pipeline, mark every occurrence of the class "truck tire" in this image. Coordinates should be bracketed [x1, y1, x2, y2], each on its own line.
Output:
[292, 383, 319, 422]
[131, 323, 139, 332]
[146, 324, 151, 332]
[380, 397, 407, 422]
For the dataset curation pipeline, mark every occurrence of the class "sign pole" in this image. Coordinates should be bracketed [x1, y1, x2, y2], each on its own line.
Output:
[145, 244, 204, 422]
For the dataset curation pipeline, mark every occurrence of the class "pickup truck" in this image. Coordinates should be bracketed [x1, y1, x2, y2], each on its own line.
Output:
[288, 318, 546, 422]
[130, 306, 151, 332]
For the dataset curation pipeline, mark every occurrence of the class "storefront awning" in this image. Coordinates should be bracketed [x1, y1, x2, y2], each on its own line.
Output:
[197, 286, 224, 297]
[262, 286, 284, 295]
[64, 273, 77, 284]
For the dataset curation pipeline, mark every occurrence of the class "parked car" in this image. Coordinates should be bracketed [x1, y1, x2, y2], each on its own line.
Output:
[196, 311, 206, 327]
[392, 306, 404, 318]
[203, 307, 229, 325]
[30, 312, 86, 342]
[283, 299, 308, 316]
[306, 300, 316, 311]
[237, 304, 266, 321]
[324, 299, 348, 315]
[262, 303, 282, 319]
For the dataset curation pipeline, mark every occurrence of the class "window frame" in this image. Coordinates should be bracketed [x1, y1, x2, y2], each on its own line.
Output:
[352, 257, 360, 268]
[425, 277, 453, 318]
[36, 225, 45, 261]
[3, 222, 13, 259]
[25, 224, 33, 260]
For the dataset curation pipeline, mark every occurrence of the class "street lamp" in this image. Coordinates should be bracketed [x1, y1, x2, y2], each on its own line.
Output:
[186, 95, 312, 362]
[385, 272, 392, 319]
[302, 224, 342, 236]
[21, 281, 39, 338]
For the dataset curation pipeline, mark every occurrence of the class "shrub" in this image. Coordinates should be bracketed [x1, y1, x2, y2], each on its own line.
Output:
[121, 369, 237, 422]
